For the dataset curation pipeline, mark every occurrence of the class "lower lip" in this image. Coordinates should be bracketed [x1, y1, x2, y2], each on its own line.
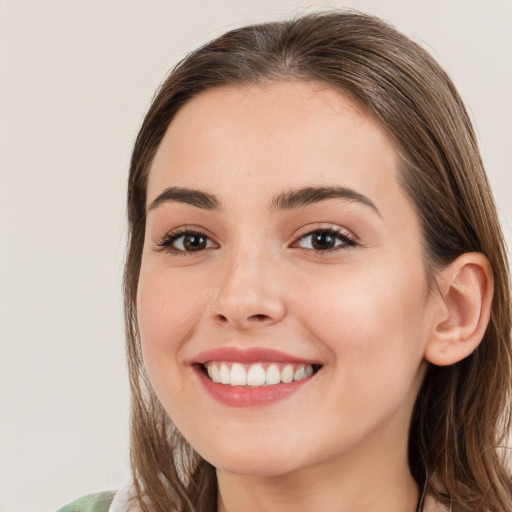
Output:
[194, 365, 310, 407]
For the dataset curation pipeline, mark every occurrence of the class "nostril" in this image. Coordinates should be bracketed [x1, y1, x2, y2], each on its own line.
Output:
[249, 314, 270, 322]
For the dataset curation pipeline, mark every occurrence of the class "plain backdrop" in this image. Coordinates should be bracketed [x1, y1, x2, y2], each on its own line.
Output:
[1, 1, 511, 511]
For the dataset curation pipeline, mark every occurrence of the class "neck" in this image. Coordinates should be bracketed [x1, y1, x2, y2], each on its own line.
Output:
[216, 439, 420, 512]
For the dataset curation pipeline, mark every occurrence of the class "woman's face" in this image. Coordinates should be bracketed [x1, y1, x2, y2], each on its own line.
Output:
[137, 81, 436, 476]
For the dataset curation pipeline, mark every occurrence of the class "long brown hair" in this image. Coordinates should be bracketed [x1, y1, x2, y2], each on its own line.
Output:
[124, 11, 512, 511]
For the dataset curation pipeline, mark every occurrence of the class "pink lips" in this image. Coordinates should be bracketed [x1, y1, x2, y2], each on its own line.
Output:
[194, 346, 316, 365]
[192, 346, 319, 407]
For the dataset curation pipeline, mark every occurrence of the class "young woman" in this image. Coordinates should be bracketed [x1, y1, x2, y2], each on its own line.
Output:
[59, 10, 511, 512]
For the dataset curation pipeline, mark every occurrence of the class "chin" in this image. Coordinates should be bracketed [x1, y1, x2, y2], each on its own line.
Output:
[197, 438, 307, 478]
[212, 457, 301, 478]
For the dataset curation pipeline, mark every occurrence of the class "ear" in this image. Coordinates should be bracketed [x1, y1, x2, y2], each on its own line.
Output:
[424, 252, 493, 366]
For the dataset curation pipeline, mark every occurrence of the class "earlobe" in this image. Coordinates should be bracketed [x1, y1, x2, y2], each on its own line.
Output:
[424, 252, 494, 367]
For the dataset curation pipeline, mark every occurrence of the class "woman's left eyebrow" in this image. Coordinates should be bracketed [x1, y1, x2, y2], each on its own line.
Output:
[270, 186, 381, 216]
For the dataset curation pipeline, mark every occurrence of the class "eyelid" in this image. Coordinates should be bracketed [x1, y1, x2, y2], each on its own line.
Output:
[290, 224, 358, 253]
[292, 223, 356, 240]
[153, 225, 219, 254]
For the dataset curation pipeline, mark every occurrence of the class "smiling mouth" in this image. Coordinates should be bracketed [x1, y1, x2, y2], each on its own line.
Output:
[200, 361, 322, 387]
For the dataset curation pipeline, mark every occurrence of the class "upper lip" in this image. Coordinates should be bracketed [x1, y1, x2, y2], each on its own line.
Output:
[193, 346, 320, 365]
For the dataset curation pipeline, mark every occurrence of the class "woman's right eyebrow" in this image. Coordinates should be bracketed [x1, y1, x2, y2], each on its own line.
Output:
[147, 186, 221, 212]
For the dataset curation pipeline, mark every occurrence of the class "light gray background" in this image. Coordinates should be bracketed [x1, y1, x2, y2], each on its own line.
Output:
[1, 1, 511, 511]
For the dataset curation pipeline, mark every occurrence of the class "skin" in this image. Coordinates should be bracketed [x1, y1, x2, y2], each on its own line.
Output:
[137, 81, 453, 512]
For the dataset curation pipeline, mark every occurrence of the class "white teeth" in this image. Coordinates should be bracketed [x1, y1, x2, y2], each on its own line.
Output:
[207, 363, 221, 383]
[219, 363, 230, 384]
[281, 364, 294, 383]
[247, 363, 266, 386]
[204, 361, 316, 387]
[230, 363, 247, 386]
[266, 363, 281, 385]
[294, 367, 305, 381]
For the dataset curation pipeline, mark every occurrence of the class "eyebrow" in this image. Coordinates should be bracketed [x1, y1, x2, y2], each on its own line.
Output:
[147, 185, 379, 216]
[148, 186, 221, 212]
[269, 186, 380, 215]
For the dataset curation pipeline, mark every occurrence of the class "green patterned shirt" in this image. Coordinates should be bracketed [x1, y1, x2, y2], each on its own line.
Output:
[57, 491, 116, 512]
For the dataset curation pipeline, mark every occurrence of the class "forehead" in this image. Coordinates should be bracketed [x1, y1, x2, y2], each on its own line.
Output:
[147, 80, 401, 211]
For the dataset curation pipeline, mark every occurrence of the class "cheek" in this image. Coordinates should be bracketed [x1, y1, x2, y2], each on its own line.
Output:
[294, 268, 430, 436]
[295, 267, 428, 373]
[136, 269, 205, 378]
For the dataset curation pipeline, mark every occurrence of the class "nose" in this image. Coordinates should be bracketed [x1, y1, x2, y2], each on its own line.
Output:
[209, 250, 286, 330]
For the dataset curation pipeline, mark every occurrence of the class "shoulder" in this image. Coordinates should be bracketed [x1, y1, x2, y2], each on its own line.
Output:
[56, 491, 116, 512]
[57, 484, 143, 512]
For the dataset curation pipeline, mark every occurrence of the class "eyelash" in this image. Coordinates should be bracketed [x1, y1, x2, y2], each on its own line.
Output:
[292, 226, 357, 254]
[155, 227, 216, 256]
[155, 226, 357, 256]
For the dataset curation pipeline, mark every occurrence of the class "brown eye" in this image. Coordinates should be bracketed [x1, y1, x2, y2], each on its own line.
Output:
[182, 233, 208, 251]
[310, 231, 337, 250]
[295, 228, 355, 252]
[158, 230, 216, 253]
